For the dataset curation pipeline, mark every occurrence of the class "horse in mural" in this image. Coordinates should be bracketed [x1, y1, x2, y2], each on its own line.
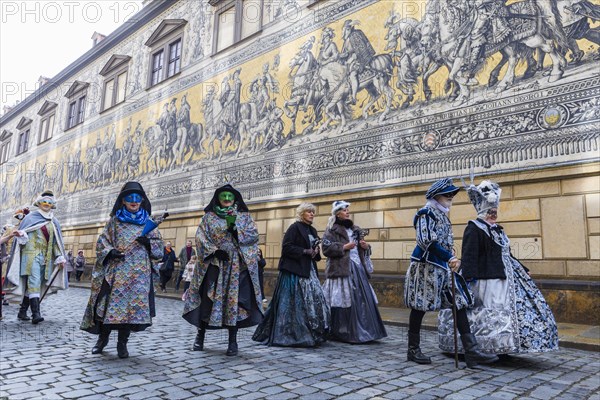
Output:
[284, 44, 325, 136]
[202, 87, 229, 161]
[144, 125, 166, 175]
[179, 121, 206, 163]
[419, 0, 567, 105]
[66, 147, 84, 191]
[313, 53, 395, 134]
[384, 14, 423, 108]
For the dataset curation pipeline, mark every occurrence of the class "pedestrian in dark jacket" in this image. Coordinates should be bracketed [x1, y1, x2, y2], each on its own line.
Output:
[175, 240, 196, 291]
[160, 242, 177, 292]
[253, 202, 330, 347]
[75, 250, 86, 281]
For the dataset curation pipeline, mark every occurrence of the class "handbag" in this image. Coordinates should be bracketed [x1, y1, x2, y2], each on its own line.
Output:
[158, 262, 166, 271]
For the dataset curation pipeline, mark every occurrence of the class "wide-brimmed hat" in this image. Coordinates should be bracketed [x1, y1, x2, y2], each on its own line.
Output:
[425, 178, 460, 199]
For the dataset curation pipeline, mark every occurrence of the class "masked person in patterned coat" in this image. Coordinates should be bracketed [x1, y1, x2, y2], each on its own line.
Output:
[404, 178, 498, 368]
[6, 192, 67, 324]
[81, 182, 164, 359]
[183, 184, 263, 356]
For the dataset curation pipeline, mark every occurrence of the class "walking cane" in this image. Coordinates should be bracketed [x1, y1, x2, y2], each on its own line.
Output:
[40, 263, 64, 303]
[450, 269, 459, 369]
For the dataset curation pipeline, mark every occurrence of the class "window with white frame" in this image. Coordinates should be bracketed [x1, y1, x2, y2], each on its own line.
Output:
[37, 101, 57, 144]
[15, 117, 32, 155]
[64, 81, 89, 130]
[17, 129, 30, 155]
[0, 130, 12, 165]
[145, 19, 187, 88]
[99, 55, 131, 111]
[213, 0, 263, 53]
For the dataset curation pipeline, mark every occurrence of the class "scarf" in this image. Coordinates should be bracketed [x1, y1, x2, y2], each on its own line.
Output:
[214, 205, 234, 219]
[334, 217, 354, 228]
[115, 207, 149, 225]
[38, 210, 54, 220]
[426, 199, 450, 214]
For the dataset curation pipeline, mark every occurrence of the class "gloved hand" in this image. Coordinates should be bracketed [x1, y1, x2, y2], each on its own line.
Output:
[214, 249, 230, 262]
[225, 214, 237, 228]
[136, 236, 151, 247]
[108, 249, 125, 260]
[303, 248, 319, 258]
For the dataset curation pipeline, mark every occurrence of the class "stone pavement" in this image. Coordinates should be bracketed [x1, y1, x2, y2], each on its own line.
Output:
[72, 281, 600, 352]
[1, 288, 599, 400]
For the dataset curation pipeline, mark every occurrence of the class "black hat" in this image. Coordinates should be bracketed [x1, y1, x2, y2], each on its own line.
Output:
[204, 184, 249, 213]
[111, 181, 151, 216]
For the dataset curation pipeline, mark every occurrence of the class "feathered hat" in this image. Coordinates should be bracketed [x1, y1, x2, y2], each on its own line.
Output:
[467, 180, 502, 216]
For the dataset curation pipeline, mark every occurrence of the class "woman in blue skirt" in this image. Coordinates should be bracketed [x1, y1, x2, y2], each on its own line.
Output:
[253, 202, 330, 347]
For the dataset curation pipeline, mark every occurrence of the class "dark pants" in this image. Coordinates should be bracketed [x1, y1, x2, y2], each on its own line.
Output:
[75, 270, 84, 281]
[183, 281, 190, 292]
[409, 308, 470, 335]
[159, 270, 172, 290]
[175, 268, 185, 291]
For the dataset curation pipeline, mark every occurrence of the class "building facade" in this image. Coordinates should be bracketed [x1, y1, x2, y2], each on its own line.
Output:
[1, 0, 599, 323]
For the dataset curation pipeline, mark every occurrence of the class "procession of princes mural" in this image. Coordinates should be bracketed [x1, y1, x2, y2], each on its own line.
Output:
[0, 0, 599, 211]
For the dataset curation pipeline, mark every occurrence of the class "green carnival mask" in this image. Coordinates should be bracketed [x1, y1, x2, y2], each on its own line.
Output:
[218, 191, 235, 203]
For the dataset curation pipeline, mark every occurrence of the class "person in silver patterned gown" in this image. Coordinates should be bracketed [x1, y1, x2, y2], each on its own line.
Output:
[438, 180, 558, 357]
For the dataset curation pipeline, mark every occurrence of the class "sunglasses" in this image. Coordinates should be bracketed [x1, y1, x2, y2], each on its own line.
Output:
[441, 193, 455, 199]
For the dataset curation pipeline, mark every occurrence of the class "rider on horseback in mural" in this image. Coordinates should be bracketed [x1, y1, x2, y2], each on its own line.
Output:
[339, 20, 376, 105]
[455, 0, 511, 86]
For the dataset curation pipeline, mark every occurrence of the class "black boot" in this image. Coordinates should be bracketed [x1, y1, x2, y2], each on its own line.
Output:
[461, 333, 499, 368]
[91, 326, 111, 354]
[29, 297, 44, 324]
[117, 329, 130, 359]
[226, 327, 238, 356]
[407, 332, 432, 364]
[193, 327, 206, 351]
[17, 296, 31, 321]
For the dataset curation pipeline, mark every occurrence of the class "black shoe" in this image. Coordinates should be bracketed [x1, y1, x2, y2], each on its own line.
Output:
[407, 332, 431, 364]
[117, 342, 129, 359]
[461, 333, 499, 368]
[117, 329, 130, 359]
[30, 298, 44, 324]
[193, 328, 205, 351]
[91, 328, 111, 355]
[17, 297, 31, 321]
[226, 327, 238, 356]
[226, 342, 238, 356]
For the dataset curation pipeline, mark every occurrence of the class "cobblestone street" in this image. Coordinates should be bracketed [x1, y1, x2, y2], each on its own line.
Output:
[1, 288, 599, 400]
